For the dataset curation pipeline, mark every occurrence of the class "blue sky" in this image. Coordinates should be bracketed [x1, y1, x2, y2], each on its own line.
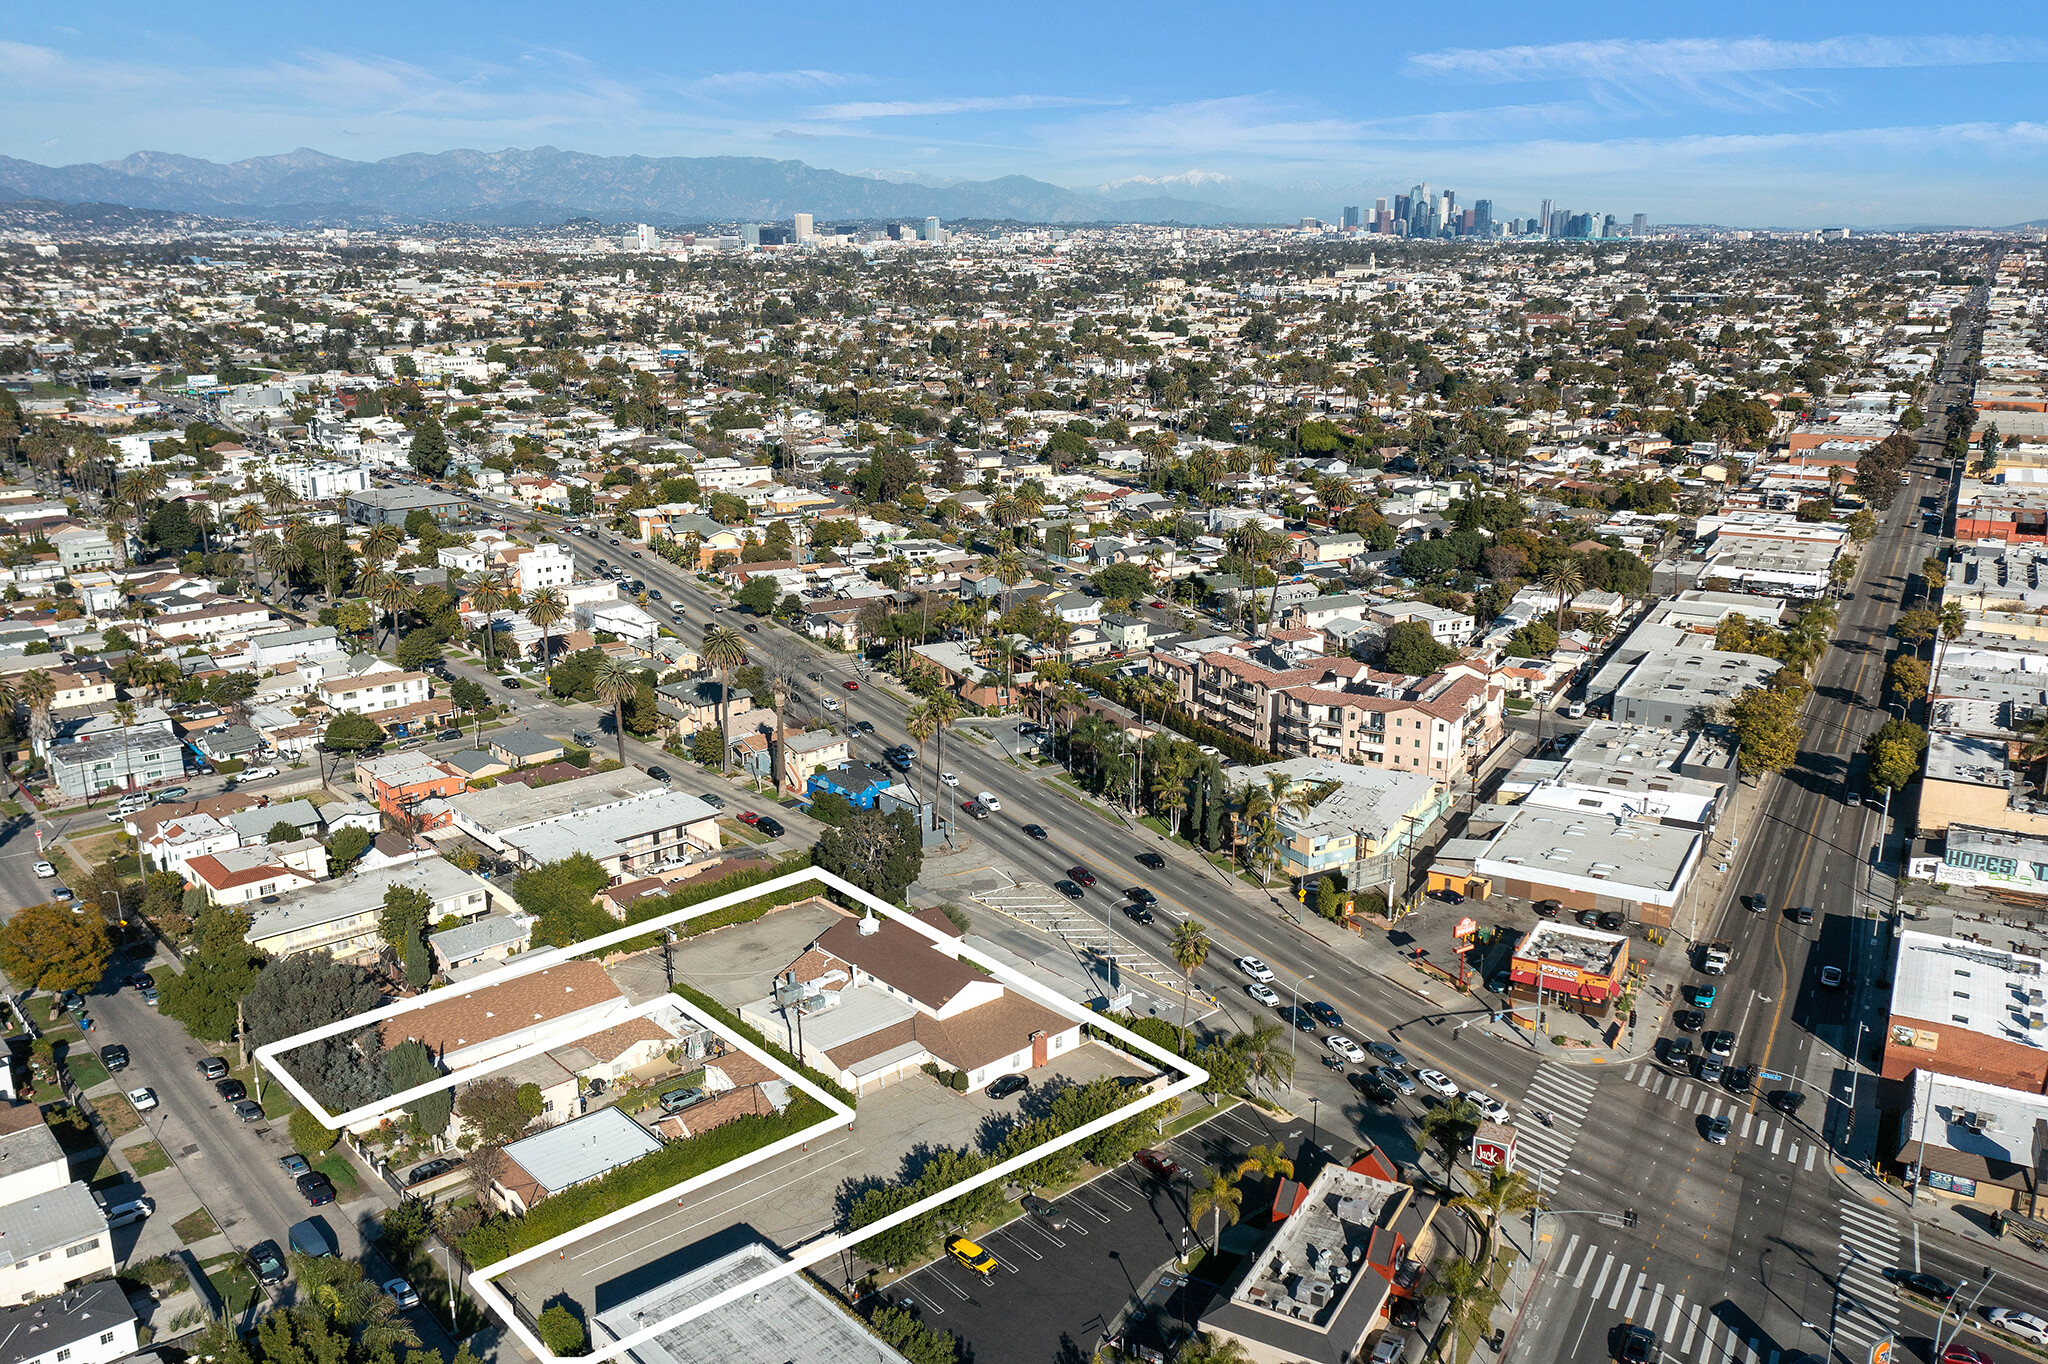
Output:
[4, 1, 2047, 226]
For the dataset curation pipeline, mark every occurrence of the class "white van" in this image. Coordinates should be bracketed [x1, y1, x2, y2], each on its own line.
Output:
[98, 1195, 154, 1227]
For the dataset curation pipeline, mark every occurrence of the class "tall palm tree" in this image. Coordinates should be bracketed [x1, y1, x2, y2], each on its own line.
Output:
[701, 626, 749, 774]
[1450, 1163, 1544, 1262]
[18, 670, 55, 757]
[1237, 1022, 1294, 1095]
[361, 523, 403, 568]
[926, 688, 962, 808]
[525, 587, 567, 674]
[1169, 919, 1209, 1053]
[906, 703, 938, 805]
[473, 569, 519, 666]
[1429, 1254, 1503, 1362]
[593, 657, 637, 766]
[372, 572, 414, 652]
[1152, 748, 1192, 832]
[1188, 1168, 1242, 1253]
[234, 500, 265, 544]
[1245, 813, 1284, 886]
[1541, 557, 1585, 633]
[993, 547, 1026, 619]
[1931, 598, 1967, 697]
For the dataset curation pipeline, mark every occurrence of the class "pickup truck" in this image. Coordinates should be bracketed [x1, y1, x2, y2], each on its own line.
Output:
[1701, 941, 1732, 975]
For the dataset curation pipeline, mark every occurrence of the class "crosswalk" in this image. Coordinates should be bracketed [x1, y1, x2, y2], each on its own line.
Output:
[1834, 1202, 1901, 1359]
[1620, 1063, 1825, 1170]
[1512, 1062, 1596, 1190]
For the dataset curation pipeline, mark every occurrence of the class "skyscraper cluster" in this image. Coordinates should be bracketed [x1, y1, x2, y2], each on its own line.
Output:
[1330, 186, 1649, 240]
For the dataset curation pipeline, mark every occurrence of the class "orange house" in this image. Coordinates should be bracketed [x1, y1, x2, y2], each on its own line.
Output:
[355, 751, 468, 830]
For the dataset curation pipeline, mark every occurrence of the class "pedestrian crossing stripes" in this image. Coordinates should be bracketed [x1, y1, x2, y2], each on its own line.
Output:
[1834, 1202, 1901, 1356]
[1620, 1063, 1825, 1169]
[1555, 1231, 1888, 1364]
[1515, 1062, 1597, 1187]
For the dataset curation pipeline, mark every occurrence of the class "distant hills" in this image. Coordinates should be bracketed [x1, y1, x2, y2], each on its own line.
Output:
[0, 146, 1267, 229]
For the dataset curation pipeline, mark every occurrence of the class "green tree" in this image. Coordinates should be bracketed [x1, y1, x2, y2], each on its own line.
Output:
[536, 1304, 585, 1357]
[322, 712, 385, 764]
[395, 630, 443, 671]
[735, 576, 778, 615]
[1418, 1099, 1481, 1175]
[512, 853, 613, 948]
[289, 1107, 340, 1156]
[450, 676, 489, 714]
[1382, 620, 1457, 675]
[157, 904, 262, 1041]
[0, 902, 111, 992]
[865, 1305, 960, 1364]
[814, 808, 923, 904]
[456, 1075, 538, 1145]
[385, 1039, 451, 1136]
[1864, 717, 1928, 792]
[327, 826, 371, 871]
[1726, 686, 1803, 780]
[1888, 654, 1929, 703]
[1188, 1167, 1242, 1252]
[266, 820, 302, 845]
[379, 883, 433, 952]
[409, 416, 451, 479]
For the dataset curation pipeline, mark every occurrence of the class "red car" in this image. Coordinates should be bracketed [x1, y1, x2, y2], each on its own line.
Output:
[1134, 1148, 1182, 1181]
[843, 680, 859, 691]
[737, 811, 761, 825]
[1942, 1348, 1997, 1364]
[1149, 600, 1167, 608]
[1069, 866, 1097, 887]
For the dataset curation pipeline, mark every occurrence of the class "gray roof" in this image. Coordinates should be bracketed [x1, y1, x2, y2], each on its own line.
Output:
[0, 1113, 63, 1185]
[501, 1105, 660, 1196]
[594, 1240, 911, 1364]
[503, 789, 720, 865]
[245, 858, 492, 943]
[348, 487, 462, 511]
[228, 799, 319, 840]
[445, 749, 503, 776]
[0, 1280, 134, 1364]
[442, 768, 667, 834]
[0, 1181, 105, 1262]
[492, 729, 562, 759]
[430, 912, 535, 962]
[45, 726, 182, 768]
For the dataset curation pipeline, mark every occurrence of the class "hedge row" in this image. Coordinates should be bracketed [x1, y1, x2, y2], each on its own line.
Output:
[459, 1095, 830, 1266]
[610, 849, 818, 953]
[669, 983, 860, 1112]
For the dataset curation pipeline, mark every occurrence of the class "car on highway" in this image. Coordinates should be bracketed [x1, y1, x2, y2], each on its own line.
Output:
[1023, 824, 1049, 840]
[1769, 1090, 1805, 1116]
[1137, 851, 1166, 870]
[939, 771, 958, 786]
[962, 799, 988, 819]
[1723, 1064, 1754, 1095]
[1416, 1069, 1459, 1098]
[1880, 1268, 1953, 1301]
[1327, 1035, 1366, 1064]
[976, 791, 1001, 812]
[1126, 886, 1157, 905]
[843, 680, 859, 691]
[159, 786, 189, 801]
[407, 1157, 461, 1186]
[1122, 901, 1154, 925]
[822, 697, 841, 711]
[296, 1172, 337, 1206]
[1746, 893, 1770, 914]
[278, 1154, 311, 1177]
[1792, 905, 1815, 924]
[1939, 1346, 1995, 1364]
[1279, 1005, 1318, 1033]
[501, 676, 522, 688]
[1987, 1308, 2048, 1345]
[1695, 1056, 1725, 1084]
[1619, 1325, 1655, 1362]
[744, 623, 758, 633]
[384, 1279, 420, 1310]
[248, 1240, 288, 1286]
[1306, 1001, 1343, 1028]
[1366, 1041, 1410, 1069]
[31, 861, 53, 877]
[437, 727, 463, 741]
[1055, 879, 1085, 900]
[1690, 983, 1718, 1008]
[1021, 1193, 1069, 1230]
[1704, 1114, 1731, 1145]
[1133, 1148, 1183, 1181]
[1068, 866, 1096, 887]
[1673, 1009, 1704, 1032]
[216, 1078, 247, 1103]
[100, 1045, 129, 1072]
[1373, 1065, 1416, 1096]
[1464, 1090, 1509, 1123]
[1819, 965, 1844, 987]
[1246, 982, 1281, 1007]
[850, 720, 875, 734]
[986, 1075, 1028, 1100]
[1661, 1036, 1693, 1066]
[1235, 956, 1275, 983]
[128, 1087, 158, 1112]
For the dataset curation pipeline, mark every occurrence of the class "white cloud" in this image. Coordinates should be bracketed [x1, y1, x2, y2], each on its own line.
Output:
[1408, 33, 2048, 83]
[813, 94, 1109, 121]
[691, 69, 853, 95]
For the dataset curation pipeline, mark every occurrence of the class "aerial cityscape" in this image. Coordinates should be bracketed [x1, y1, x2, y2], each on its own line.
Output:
[0, 7, 2045, 1364]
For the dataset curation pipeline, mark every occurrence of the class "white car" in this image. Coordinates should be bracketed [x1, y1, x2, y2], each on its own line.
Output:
[939, 772, 959, 787]
[31, 861, 54, 878]
[383, 1278, 420, 1310]
[1417, 1069, 1460, 1098]
[976, 792, 1002, 812]
[1989, 1309, 2048, 1345]
[1326, 1035, 1366, 1064]
[822, 698, 841, 711]
[1235, 956, 1275, 984]
[242, 765, 279, 780]
[1246, 983, 1281, 1008]
[1464, 1090, 1510, 1123]
[127, 1088, 159, 1112]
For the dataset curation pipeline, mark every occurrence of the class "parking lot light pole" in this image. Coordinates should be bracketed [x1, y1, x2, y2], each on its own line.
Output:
[1287, 974, 1313, 1091]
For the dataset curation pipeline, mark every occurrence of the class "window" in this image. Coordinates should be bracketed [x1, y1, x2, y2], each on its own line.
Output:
[99, 1333, 115, 1345]
[64, 1238, 98, 1257]
[57, 1351, 70, 1362]
[1953, 1014, 1970, 1024]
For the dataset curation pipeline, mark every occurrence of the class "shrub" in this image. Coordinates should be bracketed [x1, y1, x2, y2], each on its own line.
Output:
[289, 1106, 340, 1155]
[537, 1304, 586, 1356]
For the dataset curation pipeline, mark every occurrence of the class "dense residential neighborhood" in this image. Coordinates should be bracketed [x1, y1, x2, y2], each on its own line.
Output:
[0, 211, 2043, 1364]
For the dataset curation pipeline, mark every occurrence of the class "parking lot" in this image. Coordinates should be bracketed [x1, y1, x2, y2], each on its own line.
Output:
[888, 1102, 1317, 1364]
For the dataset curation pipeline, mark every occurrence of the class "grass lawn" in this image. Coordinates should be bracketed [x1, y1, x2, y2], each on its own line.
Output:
[172, 1208, 218, 1244]
[71, 830, 128, 866]
[1161, 1096, 1240, 1141]
[65, 1056, 111, 1091]
[124, 1141, 171, 1176]
[718, 818, 771, 846]
[313, 1154, 360, 1198]
[101, 1094, 142, 1139]
[200, 1257, 260, 1318]
[0, 801, 22, 816]
[81, 1154, 122, 1189]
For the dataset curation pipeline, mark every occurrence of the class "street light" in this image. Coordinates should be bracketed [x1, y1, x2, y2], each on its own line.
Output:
[1286, 974, 1314, 1091]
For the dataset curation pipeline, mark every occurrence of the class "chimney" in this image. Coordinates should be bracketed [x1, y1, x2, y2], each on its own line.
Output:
[858, 910, 880, 936]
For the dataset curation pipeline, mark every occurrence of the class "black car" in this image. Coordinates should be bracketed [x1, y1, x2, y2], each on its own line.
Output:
[99, 1044, 130, 1072]
[437, 728, 463, 741]
[1621, 1326, 1655, 1363]
[1661, 1036, 1693, 1065]
[248, 1240, 287, 1286]
[1673, 1009, 1705, 1032]
[1880, 1268, 1953, 1302]
[296, 1172, 337, 1206]
[1352, 1071, 1398, 1105]
[1280, 1005, 1318, 1033]
[1388, 1297, 1420, 1329]
[646, 766, 671, 784]
[986, 1075, 1029, 1100]
[1137, 851, 1166, 870]
[1306, 1001, 1343, 1028]
[700, 793, 726, 809]
[1125, 886, 1157, 905]
[1430, 888, 1465, 904]
[1704, 1029, 1735, 1057]
[406, 1157, 461, 1186]
[1768, 1090, 1805, 1116]
[1122, 902, 1155, 925]
[1054, 879, 1085, 900]
[744, 623, 758, 633]
[1576, 909, 1602, 927]
[850, 720, 876, 734]
[502, 676, 523, 689]
[216, 1078, 247, 1103]
[126, 972, 154, 990]
[1724, 1064, 1755, 1095]
[1023, 824, 1049, 840]
[1020, 1191, 1069, 1229]
[1532, 899, 1562, 918]
[1596, 910, 1625, 931]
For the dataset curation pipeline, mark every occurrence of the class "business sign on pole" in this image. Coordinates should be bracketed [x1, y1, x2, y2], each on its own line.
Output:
[1453, 916, 1479, 941]
[1472, 1121, 1515, 1171]
[1868, 1338, 1892, 1364]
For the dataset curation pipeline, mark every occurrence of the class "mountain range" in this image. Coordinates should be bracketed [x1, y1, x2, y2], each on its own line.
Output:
[0, 146, 1277, 228]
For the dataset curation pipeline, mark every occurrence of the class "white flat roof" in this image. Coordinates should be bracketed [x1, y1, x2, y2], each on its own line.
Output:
[595, 1241, 909, 1364]
[1891, 929, 2048, 1051]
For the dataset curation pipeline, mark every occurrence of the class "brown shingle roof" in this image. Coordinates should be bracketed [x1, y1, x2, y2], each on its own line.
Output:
[382, 961, 621, 1055]
[813, 909, 981, 1011]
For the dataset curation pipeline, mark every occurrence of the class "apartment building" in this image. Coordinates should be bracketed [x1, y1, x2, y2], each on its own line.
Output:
[317, 663, 433, 717]
[243, 859, 503, 962]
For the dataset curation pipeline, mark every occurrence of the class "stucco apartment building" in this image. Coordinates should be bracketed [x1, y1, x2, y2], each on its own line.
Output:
[317, 662, 434, 717]
[356, 751, 470, 829]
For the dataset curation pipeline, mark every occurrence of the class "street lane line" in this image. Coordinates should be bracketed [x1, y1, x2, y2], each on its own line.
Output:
[1679, 1301, 1699, 1350]
[1707, 1096, 1722, 1117]
[1643, 1280, 1662, 1329]
[1572, 1241, 1596, 1287]
[1625, 1065, 1637, 1081]
[1695, 1314, 1717, 1362]
[1695, 1089, 1710, 1113]
[1740, 1111, 1753, 1138]
[1786, 1143, 1799, 1164]
[1674, 1082, 1692, 1106]
[1559, 1233, 1579, 1277]
[1590, 1253, 1613, 1300]
[1607, 1263, 1632, 1311]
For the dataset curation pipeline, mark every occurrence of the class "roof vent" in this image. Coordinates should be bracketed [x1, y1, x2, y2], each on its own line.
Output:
[858, 910, 881, 936]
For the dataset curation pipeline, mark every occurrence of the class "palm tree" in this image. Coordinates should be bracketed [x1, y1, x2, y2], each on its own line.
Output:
[1428, 1254, 1502, 1362]
[251, 530, 285, 599]
[1235, 1142, 1296, 1184]
[525, 587, 567, 674]
[701, 626, 749, 774]
[1418, 1099, 1482, 1177]
[1237, 1022, 1294, 1095]
[1173, 1332, 1253, 1364]
[1245, 812, 1284, 886]
[1169, 919, 1210, 1053]
[1541, 556, 1585, 632]
[18, 670, 55, 757]
[1931, 598, 1967, 696]
[371, 573, 414, 652]
[1188, 1168, 1242, 1253]
[361, 523, 403, 568]
[469, 571, 515, 665]
[1449, 1162, 1543, 1261]
[1152, 748, 1192, 833]
[593, 657, 638, 766]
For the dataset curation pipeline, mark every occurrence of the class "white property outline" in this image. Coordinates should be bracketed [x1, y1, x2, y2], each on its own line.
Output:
[260, 868, 1207, 1364]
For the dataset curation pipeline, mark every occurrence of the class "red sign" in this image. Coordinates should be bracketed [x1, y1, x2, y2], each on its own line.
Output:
[1453, 916, 1479, 941]
[1474, 1138, 1512, 1169]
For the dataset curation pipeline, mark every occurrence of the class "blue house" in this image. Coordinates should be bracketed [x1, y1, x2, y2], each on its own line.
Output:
[805, 761, 897, 810]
